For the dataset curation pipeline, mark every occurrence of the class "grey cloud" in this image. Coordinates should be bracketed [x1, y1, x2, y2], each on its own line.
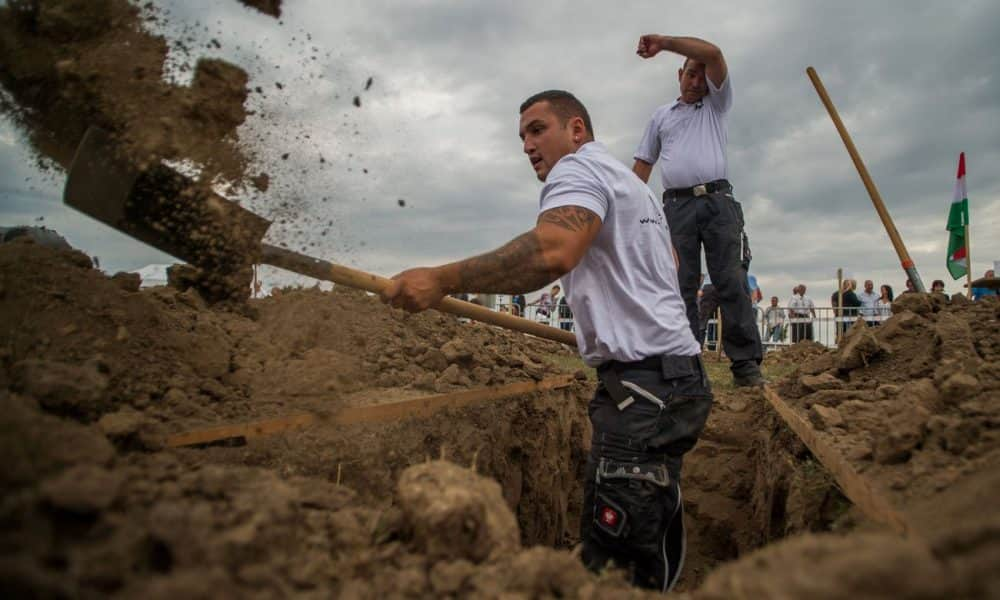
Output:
[1, 0, 998, 302]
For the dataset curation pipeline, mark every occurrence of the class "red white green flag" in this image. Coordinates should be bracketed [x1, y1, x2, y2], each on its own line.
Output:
[946, 152, 969, 279]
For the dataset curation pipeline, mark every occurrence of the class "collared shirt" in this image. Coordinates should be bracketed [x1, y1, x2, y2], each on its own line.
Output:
[634, 75, 733, 189]
[857, 290, 879, 316]
[764, 306, 786, 328]
[539, 141, 700, 366]
[787, 294, 815, 318]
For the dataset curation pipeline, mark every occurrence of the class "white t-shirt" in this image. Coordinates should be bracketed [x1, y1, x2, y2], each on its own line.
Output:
[539, 142, 700, 366]
[633, 75, 733, 190]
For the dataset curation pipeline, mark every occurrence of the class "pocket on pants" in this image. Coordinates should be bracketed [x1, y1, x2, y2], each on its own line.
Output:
[591, 458, 672, 558]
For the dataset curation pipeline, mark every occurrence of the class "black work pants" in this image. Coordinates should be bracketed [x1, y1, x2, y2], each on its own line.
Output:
[663, 187, 763, 376]
[581, 355, 713, 592]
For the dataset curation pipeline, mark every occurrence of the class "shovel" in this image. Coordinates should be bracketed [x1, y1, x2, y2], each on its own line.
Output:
[64, 126, 578, 347]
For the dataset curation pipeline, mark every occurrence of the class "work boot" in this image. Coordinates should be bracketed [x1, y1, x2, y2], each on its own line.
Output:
[732, 372, 766, 387]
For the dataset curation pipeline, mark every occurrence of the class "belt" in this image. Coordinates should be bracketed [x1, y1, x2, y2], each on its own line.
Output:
[663, 179, 731, 200]
[597, 354, 700, 374]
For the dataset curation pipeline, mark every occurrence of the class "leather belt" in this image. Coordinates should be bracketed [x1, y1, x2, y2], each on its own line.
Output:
[663, 179, 731, 200]
[597, 354, 700, 374]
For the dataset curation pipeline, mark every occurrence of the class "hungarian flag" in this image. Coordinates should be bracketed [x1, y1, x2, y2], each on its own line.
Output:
[946, 152, 969, 279]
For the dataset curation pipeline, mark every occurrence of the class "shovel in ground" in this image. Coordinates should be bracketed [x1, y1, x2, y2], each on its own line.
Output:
[64, 126, 577, 346]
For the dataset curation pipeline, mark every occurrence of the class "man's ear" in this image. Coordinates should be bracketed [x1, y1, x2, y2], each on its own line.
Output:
[570, 116, 587, 142]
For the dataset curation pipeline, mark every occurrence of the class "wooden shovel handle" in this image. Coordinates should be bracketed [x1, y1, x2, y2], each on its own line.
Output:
[260, 244, 578, 347]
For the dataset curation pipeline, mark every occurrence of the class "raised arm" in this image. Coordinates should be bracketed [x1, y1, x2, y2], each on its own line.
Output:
[381, 206, 602, 312]
[636, 34, 727, 88]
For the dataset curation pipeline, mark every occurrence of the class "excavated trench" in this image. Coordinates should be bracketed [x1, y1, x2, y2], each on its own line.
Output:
[185, 374, 848, 589]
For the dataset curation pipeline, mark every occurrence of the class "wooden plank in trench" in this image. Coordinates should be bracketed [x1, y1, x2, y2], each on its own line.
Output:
[761, 384, 911, 536]
[166, 375, 577, 449]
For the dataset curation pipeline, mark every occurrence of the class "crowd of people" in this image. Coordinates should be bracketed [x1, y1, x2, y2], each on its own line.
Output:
[754, 269, 998, 344]
[497, 267, 1000, 348]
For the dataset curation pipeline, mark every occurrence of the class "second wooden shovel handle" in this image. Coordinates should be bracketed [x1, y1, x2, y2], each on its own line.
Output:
[260, 244, 579, 347]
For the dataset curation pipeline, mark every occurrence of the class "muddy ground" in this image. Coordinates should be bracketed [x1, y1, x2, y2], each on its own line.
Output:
[0, 241, 849, 598]
[13, 240, 996, 599]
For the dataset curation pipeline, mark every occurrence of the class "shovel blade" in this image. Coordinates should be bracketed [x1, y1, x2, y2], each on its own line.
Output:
[64, 126, 270, 268]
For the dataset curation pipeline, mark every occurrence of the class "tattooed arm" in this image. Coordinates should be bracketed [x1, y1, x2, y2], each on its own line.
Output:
[381, 205, 602, 312]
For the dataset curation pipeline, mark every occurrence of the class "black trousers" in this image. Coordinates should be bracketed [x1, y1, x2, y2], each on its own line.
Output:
[581, 355, 713, 592]
[791, 321, 813, 342]
[663, 185, 763, 376]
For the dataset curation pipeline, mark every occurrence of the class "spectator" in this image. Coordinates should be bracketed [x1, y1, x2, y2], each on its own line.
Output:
[511, 293, 526, 316]
[972, 269, 998, 301]
[858, 279, 879, 326]
[788, 284, 816, 342]
[763, 296, 786, 343]
[902, 278, 916, 294]
[831, 280, 861, 337]
[557, 295, 574, 331]
[877, 284, 894, 318]
[529, 284, 560, 320]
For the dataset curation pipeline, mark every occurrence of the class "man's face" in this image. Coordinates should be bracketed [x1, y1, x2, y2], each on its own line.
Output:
[678, 60, 708, 104]
[801, 285, 807, 295]
[520, 102, 578, 182]
[771, 297, 778, 307]
[865, 280, 874, 293]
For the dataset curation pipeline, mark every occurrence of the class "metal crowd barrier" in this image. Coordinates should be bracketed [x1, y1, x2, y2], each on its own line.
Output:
[496, 303, 575, 333]
[492, 302, 889, 351]
[751, 305, 889, 350]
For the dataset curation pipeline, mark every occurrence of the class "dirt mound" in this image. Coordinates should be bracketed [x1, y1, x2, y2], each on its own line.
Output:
[776, 294, 1000, 521]
[0, 241, 573, 430]
[0, 0, 253, 184]
[764, 339, 827, 367]
[9, 241, 997, 597]
[0, 241, 598, 574]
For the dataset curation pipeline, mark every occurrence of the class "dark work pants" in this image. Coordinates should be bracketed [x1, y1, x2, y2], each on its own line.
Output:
[581, 356, 713, 591]
[663, 187, 763, 377]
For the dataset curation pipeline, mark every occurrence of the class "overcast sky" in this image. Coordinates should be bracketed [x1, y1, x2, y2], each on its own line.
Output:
[1, 0, 998, 305]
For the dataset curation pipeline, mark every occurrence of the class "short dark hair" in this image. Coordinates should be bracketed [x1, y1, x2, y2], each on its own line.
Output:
[519, 90, 594, 138]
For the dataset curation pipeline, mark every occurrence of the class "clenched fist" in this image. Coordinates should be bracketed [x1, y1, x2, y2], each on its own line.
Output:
[380, 267, 446, 313]
[636, 34, 668, 59]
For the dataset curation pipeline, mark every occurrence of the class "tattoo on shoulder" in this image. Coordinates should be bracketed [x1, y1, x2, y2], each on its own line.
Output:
[539, 206, 599, 232]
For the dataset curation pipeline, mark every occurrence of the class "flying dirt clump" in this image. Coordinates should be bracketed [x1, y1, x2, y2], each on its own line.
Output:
[237, 0, 282, 17]
[0, 0, 253, 185]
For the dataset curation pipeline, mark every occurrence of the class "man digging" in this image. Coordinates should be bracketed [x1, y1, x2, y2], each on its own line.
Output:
[631, 33, 765, 387]
[382, 90, 712, 592]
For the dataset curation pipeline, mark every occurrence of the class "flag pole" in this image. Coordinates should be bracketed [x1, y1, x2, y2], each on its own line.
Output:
[807, 67, 926, 293]
[964, 218, 973, 298]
